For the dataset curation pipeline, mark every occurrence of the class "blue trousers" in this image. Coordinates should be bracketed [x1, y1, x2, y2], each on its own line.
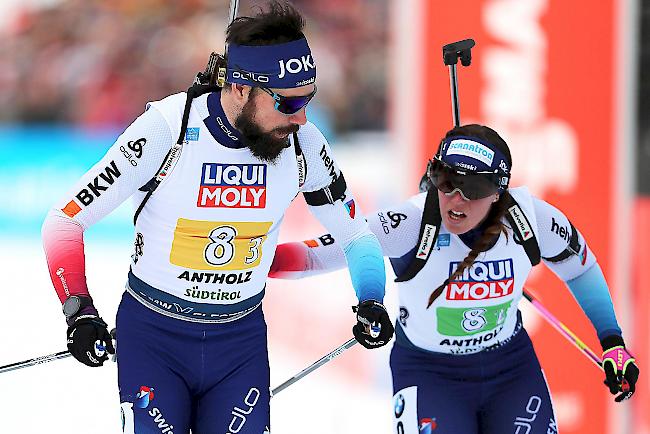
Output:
[116, 292, 270, 434]
[390, 327, 558, 434]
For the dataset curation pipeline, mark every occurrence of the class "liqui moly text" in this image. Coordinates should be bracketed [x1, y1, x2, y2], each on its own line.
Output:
[198, 163, 267, 208]
[446, 259, 515, 301]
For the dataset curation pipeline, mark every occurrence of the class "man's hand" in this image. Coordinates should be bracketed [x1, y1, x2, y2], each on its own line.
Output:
[352, 300, 394, 349]
[601, 335, 639, 402]
[67, 314, 115, 367]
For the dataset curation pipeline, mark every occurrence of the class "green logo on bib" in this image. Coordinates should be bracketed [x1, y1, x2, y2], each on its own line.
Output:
[436, 300, 512, 336]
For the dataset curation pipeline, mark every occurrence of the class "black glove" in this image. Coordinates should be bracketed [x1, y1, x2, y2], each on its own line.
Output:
[352, 300, 394, 349]
[67, 314, 115, 367]
[600, 335, 639, 402]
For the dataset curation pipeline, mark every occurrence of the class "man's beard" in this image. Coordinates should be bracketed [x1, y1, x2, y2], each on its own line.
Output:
[234, 97, 299, 164]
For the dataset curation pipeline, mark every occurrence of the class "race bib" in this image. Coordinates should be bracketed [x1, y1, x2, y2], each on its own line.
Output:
[170, 219, 272, 270]
[436, 300, 512, 336]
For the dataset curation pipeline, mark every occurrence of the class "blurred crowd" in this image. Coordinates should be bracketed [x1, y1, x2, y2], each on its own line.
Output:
[0, 0, 388, 134]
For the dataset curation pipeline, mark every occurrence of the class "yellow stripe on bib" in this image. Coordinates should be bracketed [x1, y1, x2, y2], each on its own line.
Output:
[170, 218, 272, 270]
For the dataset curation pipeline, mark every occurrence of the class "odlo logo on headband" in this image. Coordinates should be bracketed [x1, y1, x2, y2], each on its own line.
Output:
[232, 70, 270, 84]
[278, 55, 315, 78]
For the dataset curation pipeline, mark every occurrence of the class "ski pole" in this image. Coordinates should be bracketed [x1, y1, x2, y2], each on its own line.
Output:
[0, 328, 117, 374]
[0, 350, 72, 374]
[522, 289, 603, 369]
[271, 337, 358, 397]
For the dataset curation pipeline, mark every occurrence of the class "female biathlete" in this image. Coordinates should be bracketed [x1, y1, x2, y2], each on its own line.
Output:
[269, 124, 639, 433]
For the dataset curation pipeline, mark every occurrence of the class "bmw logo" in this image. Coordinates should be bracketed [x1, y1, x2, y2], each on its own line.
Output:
[399, 307, 409, 327]
[394, 394, 405, 418]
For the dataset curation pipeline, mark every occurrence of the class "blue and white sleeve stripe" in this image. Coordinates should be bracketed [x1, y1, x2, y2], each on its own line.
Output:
[566, 263, 622, 340]
[343, 233, 386, 302]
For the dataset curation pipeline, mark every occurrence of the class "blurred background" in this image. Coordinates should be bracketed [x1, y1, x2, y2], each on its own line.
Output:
[0, 0, 647, 433]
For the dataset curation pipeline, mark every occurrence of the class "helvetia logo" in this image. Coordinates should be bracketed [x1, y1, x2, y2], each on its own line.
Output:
[508, 205, 533, 241]
[416, 224, 436, 259]
[319, 144, 338, 180]
[198, 163, 267, 208]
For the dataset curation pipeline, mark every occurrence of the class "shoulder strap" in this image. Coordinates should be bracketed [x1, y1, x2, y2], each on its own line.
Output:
[394, 190, 442, 282]
[395, 191, 544, 282]
[503, 195, 541, 266]
[133, 83, 220, 225]
[292, 131, 307, 189]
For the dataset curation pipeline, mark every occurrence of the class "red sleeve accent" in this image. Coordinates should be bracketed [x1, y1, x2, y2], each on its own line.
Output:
[42, 213, 90, 303]
[269, 242, 311, 278]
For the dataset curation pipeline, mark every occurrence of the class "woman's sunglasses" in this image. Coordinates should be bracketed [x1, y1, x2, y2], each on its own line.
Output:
[427, 157, 505, 201]
[259, 85, 317, 115]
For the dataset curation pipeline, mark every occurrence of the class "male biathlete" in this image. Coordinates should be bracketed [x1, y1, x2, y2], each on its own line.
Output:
[42, 2, 393, 432]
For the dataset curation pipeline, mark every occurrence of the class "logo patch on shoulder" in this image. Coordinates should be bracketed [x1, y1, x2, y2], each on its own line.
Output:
[344, 199, 356, 218]
[580, 245, 588, 265]
[437, 233, 451, 247]
[185, 127, 200, 141]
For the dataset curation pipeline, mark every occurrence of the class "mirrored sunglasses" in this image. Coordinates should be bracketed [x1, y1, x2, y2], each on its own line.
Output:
[427, 157, 502, 200]
[260, 85, 317, 115]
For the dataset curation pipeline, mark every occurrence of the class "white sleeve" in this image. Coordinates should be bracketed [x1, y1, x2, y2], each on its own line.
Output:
[305, 201, 422, 271]
[533, 197, 597, 281]
[296, 123, 420, 255]
[297, 121, 341, 193]
[49, 105, 174, 228]
[295, 123, 388, 301]
[275, 197, 423, 277]
[365, 199, 423, 258]
[298, 121, 371, 246]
